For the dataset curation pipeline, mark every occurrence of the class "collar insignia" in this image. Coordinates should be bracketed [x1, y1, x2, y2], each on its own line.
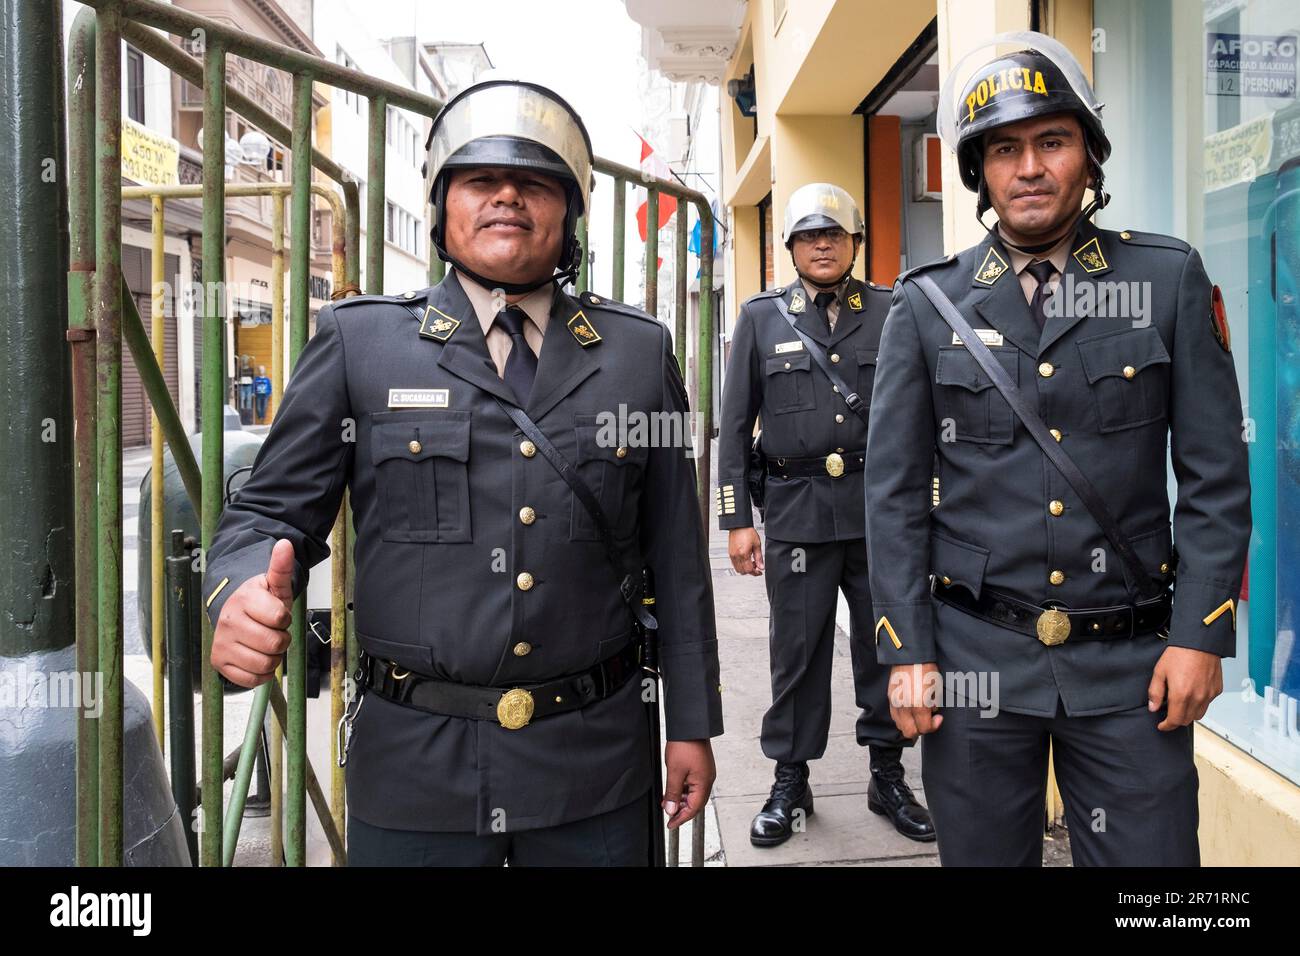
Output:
[974, 246, 1009, 285]
[419, 305, 461, 342]
[567, 310, 602, 347]
[789, 288, 806, 314]
[1072, 236, 1108, 273]
[847, 291, 863, 311]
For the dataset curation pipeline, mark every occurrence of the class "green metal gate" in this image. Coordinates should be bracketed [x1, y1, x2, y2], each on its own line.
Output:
[66, 0, 716, 868]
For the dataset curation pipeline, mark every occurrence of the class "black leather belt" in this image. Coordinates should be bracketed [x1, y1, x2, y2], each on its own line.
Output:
[932, 579, 1172, 646]
[767, 450, 865, 479]
[362, 641, 642, 730]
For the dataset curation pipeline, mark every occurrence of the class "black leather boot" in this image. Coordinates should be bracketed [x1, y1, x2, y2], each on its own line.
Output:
[867, 749, 935, 843]
[749, 761, 814, 847]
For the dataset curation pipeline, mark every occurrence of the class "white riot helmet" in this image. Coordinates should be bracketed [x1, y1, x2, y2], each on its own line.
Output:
[423, 79, 594, 293]
[782, 183, 864, 247]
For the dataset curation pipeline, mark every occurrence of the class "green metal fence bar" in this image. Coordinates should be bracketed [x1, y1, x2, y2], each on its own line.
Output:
[674, 207, 688, 375]
[610, 178, 626, 301]
[267, 683, 347, 863]
[286, 70, 315, 867]
[66, 7, 100, 868]
[222, 682, 271, 865]
[94, 0, 125, 869]
[199, 34, 228, 868]
[367, 96, 387, 293]
[644, 188, 659, 317]
[151, 196, 167, 751]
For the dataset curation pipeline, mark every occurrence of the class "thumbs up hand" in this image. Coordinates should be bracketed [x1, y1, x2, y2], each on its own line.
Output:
[211, 539, 296, 688]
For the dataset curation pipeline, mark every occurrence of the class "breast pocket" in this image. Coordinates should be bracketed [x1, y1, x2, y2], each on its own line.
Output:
[1076, 327, 1172, 432]
[855, 347, 878, 407]
[571, 414, 650, 541]
[764, 351, 817, 414]
[934, 345, 1018, 444]
[370, 411, 471, 543]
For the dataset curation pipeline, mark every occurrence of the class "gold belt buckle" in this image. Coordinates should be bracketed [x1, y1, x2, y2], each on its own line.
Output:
[497, 687, 535, 730]
[824, 452, 845, 478]
[1036, 608, 1071, 646]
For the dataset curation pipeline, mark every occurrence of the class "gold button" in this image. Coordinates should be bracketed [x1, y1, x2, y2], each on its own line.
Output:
[1120, 231, 1132, 240]
[835, 414, 844, 424]
[1049, 428, 1063, 442]
[513, 642, 531, 657]
[1091, 622, 1101, 632]
[940, 575, 952, 586]
[516, 572, 534, 591]
[616, 446, 628, 459]
[519, 506, 536, 525]
[1159, 562, 1170, 574]
[835, 447, 844, 453]
[1049, 570, 1065, 586]
[832, 385, 840, 393]
[1039, 362, 1055, 378]
[520, 440, 536, 458]
[1049, 500, 1064, 516]
[831, 353, 841, 363]
[784, 361, 791, 369]
[1123, 365, 1136, 379]
[408, 439, 422, 454]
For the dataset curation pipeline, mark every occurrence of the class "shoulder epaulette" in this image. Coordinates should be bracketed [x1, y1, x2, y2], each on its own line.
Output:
[573, 290, 658, 324]
[332, 288, 431, 312]
[898, 253, 959, 284]
[743, 286, 788, 308]
[1114, 229, 1191, 253]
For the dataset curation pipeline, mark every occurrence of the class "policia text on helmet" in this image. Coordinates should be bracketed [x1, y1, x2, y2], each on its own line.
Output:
[782, 182, 865, 290]
[423, 80, 595, 295]
[943, 32, 1112, 255]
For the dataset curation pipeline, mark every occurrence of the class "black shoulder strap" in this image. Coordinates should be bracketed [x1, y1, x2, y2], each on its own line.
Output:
[495, 399, 658, 631]
[911, 274, 1162, 602]
[770, 294, 870, 424]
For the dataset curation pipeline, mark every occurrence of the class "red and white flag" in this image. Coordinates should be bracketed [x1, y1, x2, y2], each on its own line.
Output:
[635, 134, 677, 269]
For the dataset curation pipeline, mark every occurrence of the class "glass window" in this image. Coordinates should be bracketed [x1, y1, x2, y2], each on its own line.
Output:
[1095, 0, 1300, 784]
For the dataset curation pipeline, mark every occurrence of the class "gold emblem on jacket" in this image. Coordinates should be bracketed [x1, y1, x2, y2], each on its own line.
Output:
[1036, 608, 1071, 646]
[497, 688, 535, 730]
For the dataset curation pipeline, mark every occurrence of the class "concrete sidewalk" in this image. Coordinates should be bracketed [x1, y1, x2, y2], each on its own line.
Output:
[704, 516, 940, 867]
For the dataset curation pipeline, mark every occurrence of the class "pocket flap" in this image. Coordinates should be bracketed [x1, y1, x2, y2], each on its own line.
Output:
[766, 352, 812, 375]
[357, 632, 435, 675]
[856, 347, 879, 366]
[935, 345, 1016, 393]
[1076, 327, 1171, 384]
[931, 531, 991, 599]
[371, 414, 470, 466]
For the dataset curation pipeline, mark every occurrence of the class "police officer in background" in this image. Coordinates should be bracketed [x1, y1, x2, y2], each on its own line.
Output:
[865, 33, 1250, 865]
[718, 183, 935, 847]
[202, 79, 722, 866]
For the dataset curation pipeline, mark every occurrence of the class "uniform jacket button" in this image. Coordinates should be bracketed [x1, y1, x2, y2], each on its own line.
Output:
[830, 353, 840, 363]
[408, 439, 422, 454]
[1159, 562, 1170, 574]
[516, 572, 534, 591]
[1049, 570, 1065, 586]
[784, 361, 791, 370]
[1123, 365, 1136, 379]
[835, 414, 844, 424]
[1049, 500, 1064, 516]
[519, 506, 536, 525]
[520, 440, 537, 458]
[616, 446, 628, 459]
[1049, 428, 1063, 442]
[513, 641, 532, 657]
[1038, 362, 1055, 378]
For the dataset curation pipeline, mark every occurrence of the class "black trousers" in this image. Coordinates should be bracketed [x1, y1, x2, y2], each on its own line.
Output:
[761, 536, 904, 763]
[347, 789, 652, 867]
[922, 700, 1199, 866]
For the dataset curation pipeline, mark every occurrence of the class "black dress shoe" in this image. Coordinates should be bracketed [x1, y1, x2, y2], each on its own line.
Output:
[750, 762, 814, 847]
[868, 773, 936, 842]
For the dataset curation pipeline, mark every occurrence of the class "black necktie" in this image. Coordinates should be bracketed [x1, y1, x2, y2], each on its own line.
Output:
[813, 291, 836, 334]
[1027, 260, 1057, 330]
[494, 305, 537, 405]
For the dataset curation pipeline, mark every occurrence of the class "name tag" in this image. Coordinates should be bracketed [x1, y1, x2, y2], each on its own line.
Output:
[952, 329, 1004, 348]
[388, 388, 449, 408]
[774, 340, 804, 354]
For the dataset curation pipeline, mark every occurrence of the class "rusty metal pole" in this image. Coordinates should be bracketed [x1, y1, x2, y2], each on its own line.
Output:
[150, 196, 166, 751]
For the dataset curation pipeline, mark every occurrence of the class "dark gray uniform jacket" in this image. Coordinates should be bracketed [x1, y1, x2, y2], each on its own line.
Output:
[202, 272, 723, 833]
[716, 276, 891, 540]
[865, 221, 1251, 716]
